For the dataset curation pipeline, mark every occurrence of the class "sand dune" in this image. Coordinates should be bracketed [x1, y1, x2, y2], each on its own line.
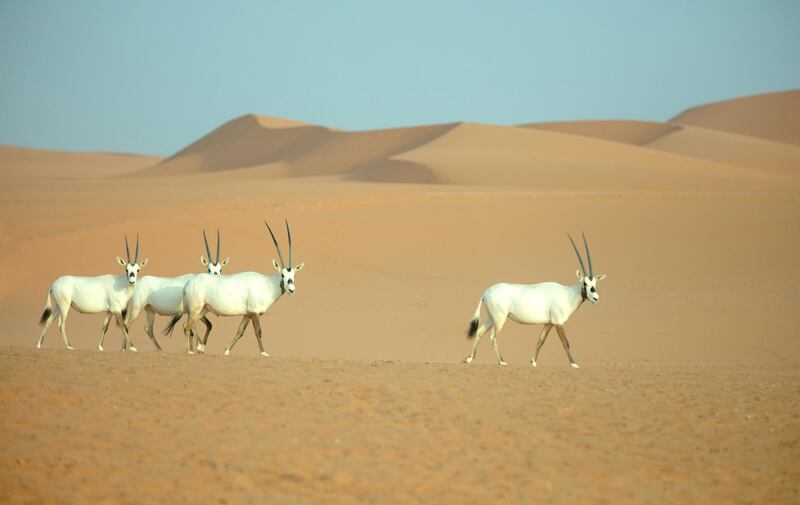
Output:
[2, 90, 799, 504]
[0, 145, 161, 179]
[670, 89, 800, 145]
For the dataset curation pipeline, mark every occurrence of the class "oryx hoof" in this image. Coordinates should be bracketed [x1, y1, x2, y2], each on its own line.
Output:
[66, 345, 74, 350]
[98, 345, 104, 352]
[570, 363, 580, 369]
[196, 345, 206, 354]
[36, 343, 42, 349]
[260, 351, 269, 357]
[531, 361, 537, 367]
[499, 361, 508, 366]
[129, 346, 138, 353]
[187, 350, 195, 355]
[463, 356, 473, 364]
[224, 349, 231, 356]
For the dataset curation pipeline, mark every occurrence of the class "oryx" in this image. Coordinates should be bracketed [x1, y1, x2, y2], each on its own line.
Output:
[464, 233, 606, 368]
[164, 220, 303, 356]
[36, 235, 148, 351]
[124, 230, 230, 351]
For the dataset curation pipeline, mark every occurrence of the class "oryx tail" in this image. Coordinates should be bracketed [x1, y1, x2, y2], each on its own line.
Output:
[163, 312, 183, 337]
[39, 290, 53, 325]
[467, 297, 483, 339]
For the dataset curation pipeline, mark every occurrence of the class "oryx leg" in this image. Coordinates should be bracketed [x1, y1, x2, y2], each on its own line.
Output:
[251, 314, 268, 357]
[97, 312, 113, 351]
[144, 307, 162, 351]
[36, 307, 59, 349]
[183, 314, 196, 355]
[223, 316, 250, 356]
[114, 312, 137, 352]
[56, 302, 74, 350]
[464, 318, 493, 363]
[489, 317, 508, 366]
[555, 325, 579, 368]
[195, 313, 213, 354]
[531, 324, 553, 367]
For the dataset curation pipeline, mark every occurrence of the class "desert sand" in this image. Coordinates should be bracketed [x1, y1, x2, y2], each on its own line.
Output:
[1, 90, 799, 503]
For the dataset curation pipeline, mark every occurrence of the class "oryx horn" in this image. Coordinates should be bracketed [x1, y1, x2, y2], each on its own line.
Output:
[203, 229, 213, 262]
[568, 233, 587, 277]
[582, 231, 593, 278]
[124, 235, 131, 264]
[265, 221, 286, 268]
[216, 229, 221, 264]
[134, 234, 140, 264]
[285, 219, 292, 268]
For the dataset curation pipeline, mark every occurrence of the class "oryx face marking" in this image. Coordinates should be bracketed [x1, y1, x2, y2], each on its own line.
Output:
[116, 234, 147, 285]
[583, 276, 600, 304]
[125, 263, 141, 284]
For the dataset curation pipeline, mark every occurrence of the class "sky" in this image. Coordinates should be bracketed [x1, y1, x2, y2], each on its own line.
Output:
[1, 1, 798, 156]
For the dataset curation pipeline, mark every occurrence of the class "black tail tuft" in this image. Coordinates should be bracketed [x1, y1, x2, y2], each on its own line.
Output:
[162, 313, 182, 337]
[467, 317, 479, 339]
[39, 307, 52, 325]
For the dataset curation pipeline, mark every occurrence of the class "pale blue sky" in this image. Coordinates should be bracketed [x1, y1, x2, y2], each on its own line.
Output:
[1, 1, 798, 155]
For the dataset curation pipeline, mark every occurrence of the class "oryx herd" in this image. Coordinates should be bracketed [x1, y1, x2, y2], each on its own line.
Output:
[36, 221, 605, 367]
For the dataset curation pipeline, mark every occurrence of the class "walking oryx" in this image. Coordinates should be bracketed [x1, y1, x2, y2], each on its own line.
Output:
[464, 233, 606, 368]
[36, 235, 148, 351]
[124, 230, 230, 351]
[164, 220, 303, 356]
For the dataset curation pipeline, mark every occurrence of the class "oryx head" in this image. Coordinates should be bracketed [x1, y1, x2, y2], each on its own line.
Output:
[201, 229, 230, 275]
[116, 234, 148, 285]
[265, 219, 304, 295]
[568, 232, 606, 304]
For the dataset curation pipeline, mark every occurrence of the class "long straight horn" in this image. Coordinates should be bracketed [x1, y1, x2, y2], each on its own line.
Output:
[568, 233, 587, 277]
[216, 229, 221, 264]
[134, 234, 140, 264]
[203, 229, 212, 261]
[125, 235, 131, 264]
[265, 221, 286, 268]
[582, 231, 593, 278]
[285, 219, 292, 268]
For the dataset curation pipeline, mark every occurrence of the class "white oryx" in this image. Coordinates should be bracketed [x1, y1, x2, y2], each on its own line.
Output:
[164, 220, 303, 356]
[124, 230, 230, 351]
[36, 235, 148, 351]
[464, 233, 606, 368]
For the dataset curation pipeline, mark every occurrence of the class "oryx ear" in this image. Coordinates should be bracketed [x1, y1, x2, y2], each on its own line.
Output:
[576, 269, 583, 280]
[273, 259, 281, 272]
[595, 273, 607, 281]
[140, 258, 149, 267]
[294, 262, 304, 271]
[221, 257, 230, 266]
[201, 256, 209, 266]
[117, 256, 126, 267]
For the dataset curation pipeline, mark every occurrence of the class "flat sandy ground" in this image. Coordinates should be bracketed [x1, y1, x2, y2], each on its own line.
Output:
[1, 348, 798, 505]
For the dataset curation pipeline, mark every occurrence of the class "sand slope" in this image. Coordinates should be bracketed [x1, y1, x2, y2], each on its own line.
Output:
[669, 89, 800, 146]
[518, 120, 679, 145]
